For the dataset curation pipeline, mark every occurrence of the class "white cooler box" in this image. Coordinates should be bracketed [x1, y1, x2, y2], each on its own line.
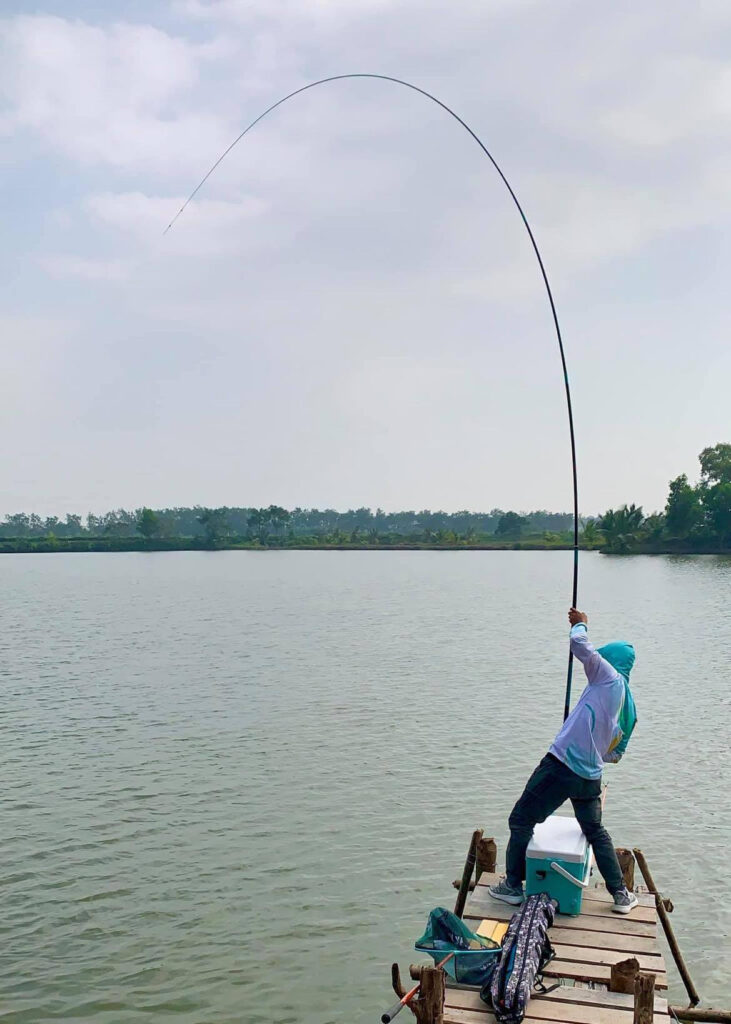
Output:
[525, 814, 591, 915]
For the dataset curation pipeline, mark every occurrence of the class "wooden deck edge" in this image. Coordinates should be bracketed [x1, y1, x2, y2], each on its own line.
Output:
[445, 982, 668, 1013]
[443, 1011, 669, 1024]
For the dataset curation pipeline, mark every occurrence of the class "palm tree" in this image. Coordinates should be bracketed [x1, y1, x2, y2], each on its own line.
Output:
[642, 512, 666, 542]
[581, 519, 602, 547]
[599, 504, 645, 552]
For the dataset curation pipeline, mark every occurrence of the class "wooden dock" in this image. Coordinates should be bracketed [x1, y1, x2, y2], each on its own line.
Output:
[445, 870, 669, 1024]
[385, 835, 727, 1024]
[386, 836, 684, 1024]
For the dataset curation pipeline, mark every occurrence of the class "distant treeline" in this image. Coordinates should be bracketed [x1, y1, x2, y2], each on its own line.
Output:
[0, 506, 575, 547]
[1, 442, 728, 554]
[593, 442, 731, 553]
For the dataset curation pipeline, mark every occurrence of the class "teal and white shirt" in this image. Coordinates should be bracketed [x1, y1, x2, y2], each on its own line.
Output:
[549, 624, 636, 780]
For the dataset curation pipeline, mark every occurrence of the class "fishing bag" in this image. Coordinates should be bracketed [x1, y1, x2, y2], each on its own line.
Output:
[482, 893, 557, 1024]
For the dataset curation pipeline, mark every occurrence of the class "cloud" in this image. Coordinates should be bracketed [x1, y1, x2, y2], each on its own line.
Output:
[448, 172, 722, 301]
[86, 190, 268, 240]
[39, 254, 131, 281]
[0, 314, 79, 428]
[601, 56, 731, 147]
[176, 0, 408, 23]
[0, 15, 231, 174]
[1, 2, 730, 514]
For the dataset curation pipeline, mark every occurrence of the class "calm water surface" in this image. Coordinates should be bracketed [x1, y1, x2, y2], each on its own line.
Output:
[1, 551, 730, 1022]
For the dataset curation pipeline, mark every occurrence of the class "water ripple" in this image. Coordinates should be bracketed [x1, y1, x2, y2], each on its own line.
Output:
[1, 551, 729, 1022]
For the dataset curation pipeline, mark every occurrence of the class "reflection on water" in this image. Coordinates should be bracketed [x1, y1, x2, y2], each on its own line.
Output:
[1, 551, 729, 1022]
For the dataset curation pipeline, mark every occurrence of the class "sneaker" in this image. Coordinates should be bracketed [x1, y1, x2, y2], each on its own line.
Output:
[612, 886, 639, 914]
[487, 878, 525, 906]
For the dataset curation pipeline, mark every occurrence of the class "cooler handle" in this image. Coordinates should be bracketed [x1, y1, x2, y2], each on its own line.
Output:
[549, 860, 589, 889]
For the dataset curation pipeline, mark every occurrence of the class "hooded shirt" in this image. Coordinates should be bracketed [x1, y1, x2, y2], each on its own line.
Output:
[549, 623, 637, 780]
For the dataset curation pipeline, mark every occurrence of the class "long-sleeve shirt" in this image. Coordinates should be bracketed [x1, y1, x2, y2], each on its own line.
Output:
[549, 623, 626, 780]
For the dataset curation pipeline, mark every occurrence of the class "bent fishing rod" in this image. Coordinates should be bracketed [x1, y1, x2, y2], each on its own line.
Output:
[165, 73, 580, 720]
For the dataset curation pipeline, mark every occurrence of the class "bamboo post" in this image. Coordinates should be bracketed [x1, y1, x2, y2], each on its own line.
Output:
[610, 957, 639, 994]
[633, 847, 673, 910]
[453, 836, 497, 892]
[615, 847, 636, 890]
[634, 971, 655, 1024]
[668, 1009, 731, 1023]
[633, 847, 700, 1006]
[475, 836, 497, 881]
[454, 829, 482, 918]
[409, 965, 445, 1024]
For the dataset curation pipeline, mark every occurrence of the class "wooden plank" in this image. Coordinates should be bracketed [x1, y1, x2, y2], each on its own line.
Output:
[438, 1007, 667, 1024]
[475, 874, 655, 909]
[548, 926, 660, 955]
[443, 1011, 496, 1024]
[577, 903, 655, 924]
[542, 960, 667, 990]
[552, 943, 666, 974]
[443, 982, 667, 1014]
[442, 1004, 669, 1024]
[443, 1006, 668, 1024]
[465, 900, 657, 939]
[443, 1010, 669, 1024]
[444, 1008, 492, 1024]
[464, 898, 656, 934]
[445, 988, 668, 1024]
[534, 987, 667, 1014]
[580, 887, 657, 909]
[443, 1011, 642, 1024]
[541, 959, 615, 986]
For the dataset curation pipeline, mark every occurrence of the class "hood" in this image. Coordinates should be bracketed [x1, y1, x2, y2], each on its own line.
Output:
[597, 642, 635, 682]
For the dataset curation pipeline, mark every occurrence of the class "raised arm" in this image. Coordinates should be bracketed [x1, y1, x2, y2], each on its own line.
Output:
[568, 608, 618, 686]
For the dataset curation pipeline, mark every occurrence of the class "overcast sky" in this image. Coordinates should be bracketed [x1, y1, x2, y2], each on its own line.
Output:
[1, 0, 729, 517]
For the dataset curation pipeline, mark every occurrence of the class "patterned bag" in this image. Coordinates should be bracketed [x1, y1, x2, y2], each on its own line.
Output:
[482, 894, 557, 1023]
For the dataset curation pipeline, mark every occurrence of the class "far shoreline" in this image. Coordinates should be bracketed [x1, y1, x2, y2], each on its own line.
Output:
[1, 541, 729, 556]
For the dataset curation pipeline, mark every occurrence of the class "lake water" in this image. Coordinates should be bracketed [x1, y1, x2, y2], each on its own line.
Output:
[1, 551, 729, 1023]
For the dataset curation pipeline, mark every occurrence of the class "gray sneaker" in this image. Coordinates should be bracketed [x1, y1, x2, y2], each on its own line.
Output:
[612, 886, 639, 914]
[487, 878, 525, 905]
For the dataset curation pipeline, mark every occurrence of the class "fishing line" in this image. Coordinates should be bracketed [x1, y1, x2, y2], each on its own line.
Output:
[165, 73, 580, 719]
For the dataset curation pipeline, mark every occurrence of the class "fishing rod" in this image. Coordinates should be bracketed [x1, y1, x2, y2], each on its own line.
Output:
[165, 73, 580, 719]
[380, 951, 455, 1023]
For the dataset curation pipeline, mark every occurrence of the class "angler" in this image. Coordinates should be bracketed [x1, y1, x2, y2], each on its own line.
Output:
[489, 606, 639, 914]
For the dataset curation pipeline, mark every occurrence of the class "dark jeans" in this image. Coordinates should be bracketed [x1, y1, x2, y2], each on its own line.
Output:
[505, 753, 624, 894]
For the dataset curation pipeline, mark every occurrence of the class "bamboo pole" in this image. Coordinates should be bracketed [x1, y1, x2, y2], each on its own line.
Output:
[454, 829, 482, 918]
[669, 1009, 731, 1023]
[633, 848, 700, 1006]
[633, 847, 673, 911]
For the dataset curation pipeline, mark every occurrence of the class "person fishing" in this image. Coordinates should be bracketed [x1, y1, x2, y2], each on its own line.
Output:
[489, 607, 639, 913]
